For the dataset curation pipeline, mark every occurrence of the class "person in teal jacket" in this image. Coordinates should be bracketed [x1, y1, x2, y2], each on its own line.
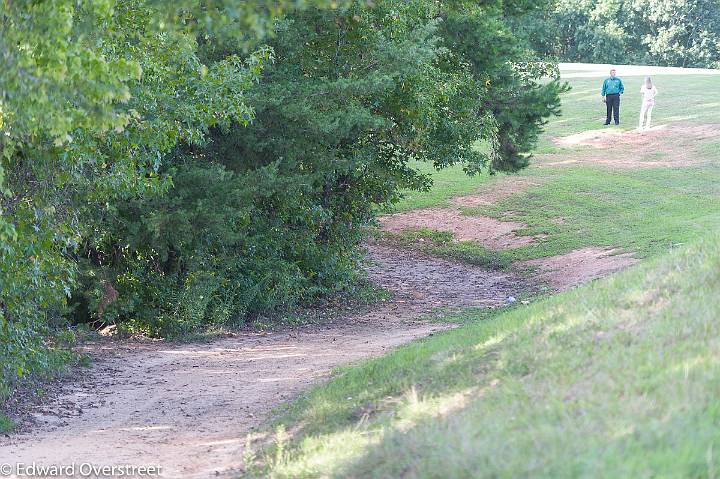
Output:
[601, 68, 625, 125]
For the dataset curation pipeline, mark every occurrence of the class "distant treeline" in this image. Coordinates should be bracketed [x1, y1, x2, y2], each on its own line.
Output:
[517, 0, 720, 68]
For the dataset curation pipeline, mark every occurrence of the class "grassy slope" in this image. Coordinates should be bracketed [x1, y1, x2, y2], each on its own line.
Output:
[254, 72, 720, 477]
[262, 231, 720, 478]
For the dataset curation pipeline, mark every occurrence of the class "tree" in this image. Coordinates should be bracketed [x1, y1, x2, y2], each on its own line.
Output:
[0, 0, 345, 396]
[521, 0, 720, 67]
[1, 0, 564, 394]
[634, 0, 720, 68]
[72, 0, 565, 336]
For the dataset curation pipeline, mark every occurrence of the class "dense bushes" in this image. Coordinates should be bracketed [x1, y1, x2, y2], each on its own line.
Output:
[1, 0, 298, 397]
[1, 0, 563, 394]
[74, 1, 565, 337]
[73, 156, 378, 337]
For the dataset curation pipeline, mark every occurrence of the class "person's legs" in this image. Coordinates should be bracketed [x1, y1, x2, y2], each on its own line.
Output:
[613, 95, 620, 124]
[645, 103, 654, 129]
[639, 102, 648, 129]
[605, 98, 612, 125]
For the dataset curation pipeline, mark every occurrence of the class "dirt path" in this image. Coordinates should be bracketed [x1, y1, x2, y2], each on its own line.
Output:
[546, 123, 720, 168]
[2, 117, 666, 476]
[0, 245, 527, 478]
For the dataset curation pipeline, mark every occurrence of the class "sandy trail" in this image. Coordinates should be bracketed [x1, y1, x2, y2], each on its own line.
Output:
[0, 245, 527, 478]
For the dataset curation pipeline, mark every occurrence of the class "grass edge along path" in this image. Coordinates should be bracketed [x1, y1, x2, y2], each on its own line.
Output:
[250, 230, 720, 478]
[0, 414, 13, 434]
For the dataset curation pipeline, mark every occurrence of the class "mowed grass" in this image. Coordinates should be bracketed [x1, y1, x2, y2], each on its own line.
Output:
[472, 164, 720, 261]
[256, 232, 720, 478]
[537, 74, 720, 152]
[391, 161, 492, 212]
[248, 70, 720, 477]
[390, 73, 720, 263]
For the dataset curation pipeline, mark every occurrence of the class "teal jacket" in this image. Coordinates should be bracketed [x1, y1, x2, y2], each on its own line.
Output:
[602, 77, 625, 96]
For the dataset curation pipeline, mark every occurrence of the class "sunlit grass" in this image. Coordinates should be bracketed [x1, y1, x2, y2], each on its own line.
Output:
[249, 70, 720, 478]
[256, 232, 720, 478]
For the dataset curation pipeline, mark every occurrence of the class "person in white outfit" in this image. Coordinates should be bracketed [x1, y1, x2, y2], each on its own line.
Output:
[639, 77, 658, 130]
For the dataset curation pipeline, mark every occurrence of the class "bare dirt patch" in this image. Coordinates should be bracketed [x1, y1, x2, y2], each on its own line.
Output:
[366, 244, 527, 308]
[549, 124, 720, 169]
[379, 208, 534, 250]
[0, 246, 528, 478]
[451, 176, 540, 207]
[519, 247, 639, 290]
[555, 124, 718, 149]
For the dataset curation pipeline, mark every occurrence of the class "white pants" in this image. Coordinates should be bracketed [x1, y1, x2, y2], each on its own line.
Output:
[639, 100, 655, 129]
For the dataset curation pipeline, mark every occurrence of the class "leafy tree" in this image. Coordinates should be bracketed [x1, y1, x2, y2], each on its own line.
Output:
[439, 2, 566, 171]
[634, 0, 720, 67]
[75, 0, 565, 336]
[1, 0, 564, 396]
[0, 0, 343, 397]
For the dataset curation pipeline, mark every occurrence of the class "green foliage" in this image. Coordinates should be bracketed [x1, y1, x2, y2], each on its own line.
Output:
[75, 158, 370, 337]
[439, 4, 568, 171]
[72, 0, 563, 337]
[1, 0, 563, 395]
[521, 0, 720, 67]
[0, 0, 321, 399]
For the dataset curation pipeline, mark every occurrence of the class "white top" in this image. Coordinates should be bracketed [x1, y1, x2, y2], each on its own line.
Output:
[640, 85, 658, 102]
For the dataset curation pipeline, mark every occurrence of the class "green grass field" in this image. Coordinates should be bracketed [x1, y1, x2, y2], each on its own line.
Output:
[539, 75, 720, 146]
[250, 71, 720, 477]
[391, 161, 492, 212]
[394, 74, 720, 263]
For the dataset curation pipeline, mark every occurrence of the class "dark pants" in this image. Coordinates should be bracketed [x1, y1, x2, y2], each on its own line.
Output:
[605, 93, 620, 124]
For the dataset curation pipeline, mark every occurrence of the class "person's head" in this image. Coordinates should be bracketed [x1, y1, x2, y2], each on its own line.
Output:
[645, 76, 653, 89]
[610, 69, 617, 78]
